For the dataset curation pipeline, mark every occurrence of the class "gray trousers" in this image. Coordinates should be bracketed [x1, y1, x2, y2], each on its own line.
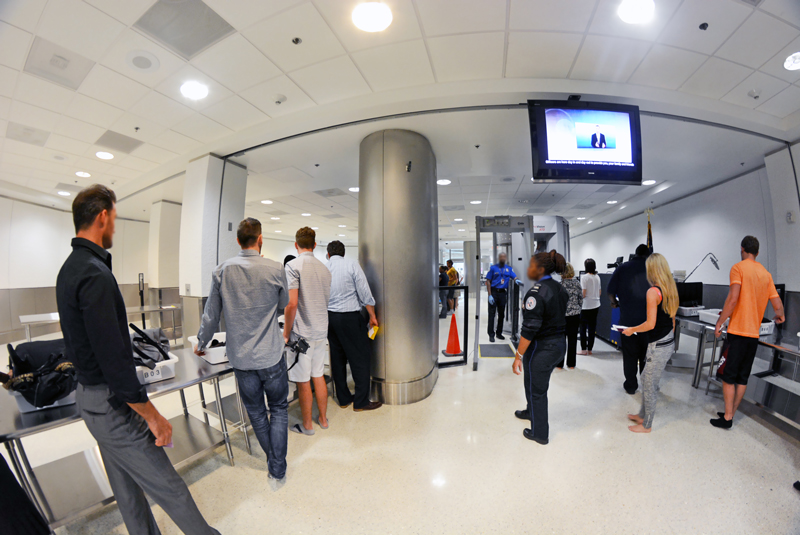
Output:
[637, 334, 675, 429]
[76, 384, 220, 535]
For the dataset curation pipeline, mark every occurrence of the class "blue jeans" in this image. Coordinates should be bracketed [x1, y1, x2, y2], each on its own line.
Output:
[234, 359, 289, 479]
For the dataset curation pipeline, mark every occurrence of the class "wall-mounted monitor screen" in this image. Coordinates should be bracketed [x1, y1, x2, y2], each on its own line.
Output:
[528, 100, 643, 185]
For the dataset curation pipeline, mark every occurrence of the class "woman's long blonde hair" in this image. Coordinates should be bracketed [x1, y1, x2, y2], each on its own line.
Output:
[646, 253, 679, 318]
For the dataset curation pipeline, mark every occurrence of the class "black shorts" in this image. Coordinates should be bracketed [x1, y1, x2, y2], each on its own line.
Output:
[448, 288, 455, 299]
[717, 333, 760, 386]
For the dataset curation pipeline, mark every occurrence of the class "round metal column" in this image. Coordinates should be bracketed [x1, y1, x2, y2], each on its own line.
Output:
[359, 130, 438, 405]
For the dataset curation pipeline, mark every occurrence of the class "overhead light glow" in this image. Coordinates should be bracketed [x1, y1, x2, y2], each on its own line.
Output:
[458, 229, 466, 232]
[75, 171, 91, 178]
[577, 217, 586, 220]
[784, 52, 800, 71]
[275, 230, 282, 233]
[352, 2, 393, 32]
[95, 151, 114, 160]
[349, 187, 360, 192]
[180, 80, 209, 100]
[617, 0, 655, 25]
[454, 218, 463, 222]
[311, 227, 319, 230]
[57, 191, 71, 196]
[607, 200, 618, 205]
[338, 225, 346, 228]
[587, 220, 593, 224]
[620, 205, 627, 210]
[338, 234, 346, 237]
[642, 180, 656, 186]
[301, 213, 311, 217]
[271, 217, 280, 220]
[470, 200, 482, 205]
[261, 200, 273, 204]
[437, 179, 451, 186]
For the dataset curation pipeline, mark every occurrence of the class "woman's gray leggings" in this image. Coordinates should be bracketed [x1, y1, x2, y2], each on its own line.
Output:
[638, 333, 675, 429]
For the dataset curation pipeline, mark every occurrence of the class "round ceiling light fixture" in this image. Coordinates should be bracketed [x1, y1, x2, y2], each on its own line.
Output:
[311, 227, 319, 230]
[338, 225, 346, 228]
[271, 217, 280, 220]
[785, 52, 800, 71]
[301, 213, 311, 217]
[57, 191, 71, 196]
[95, 151, 114, 160]
[126, 50, 160, 73]
[470, 200, 482, 205]
[75, 171, 91, 178]
[642, 179, 656, 186]
[577, 217, 586, 220]
[180, 80, 209, 100]
[617, 0, 655, 24]
[607, 200, 618, 205]
[352, 2, 393, 32]
[338, 234, 346, 237]
[436, 179, 451, 186]
[349, 187, 360, 192]
[275, 230, 282, 233]
[261, 200, 273, 204]
[458, 229, 466, 232]
[454, 218, 463, 222]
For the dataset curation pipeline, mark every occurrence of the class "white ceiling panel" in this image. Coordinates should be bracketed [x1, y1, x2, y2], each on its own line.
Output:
[14, 74, 76, 114]
[505, 32, 583, 79]
[0, 65, 18, 98]
[628, 45, 708, 90]
[588, 0, 681, 42]
[78, 65, 150, 110]
[36, 0, 126, 62]
[758, 35, 800, 84]
[99, 29, 187, 88]
[290, 56, 371, 104]
[760, 0, 800, 29]
[52, 116, 105, 144]
[109, 112, 166, 143]
[150, 129, 201, 154]
[240, 75, 314, 117]
[129, 143, 178, 164]
[9, 101, 60, 132]
[416, 0, 507, 36]
[509, 0, 596, 32]
[155, 65, 234, 111]
[84, 0, 156, 26]
[715, 11, 799, 69]
[129, 91, 194, 128]
[680, 57, 752, 99]
[172, 114, 233, 144]
[45, 133, 90, 156]
[202, 0, 304, 31]
[721, 71, 788, 109]
[314, 0, 422, 53]
[0, 20, 31, 70]
[756, 85, 800, 118]
[192, 33, 282, 93]
[116, 154, 156, 172]
[0, 0, 47, 33]
[658, 0, 752, 55]
[570, 35, 651, 83]
[243, 3, 346, 72]
[427, 32, 505, 82]
[4, 139, 43, 159]
[201, 95, 269, 130]
[65, 94, 124, 128]
[351, 40, 434, 92]
[0, 96, 9, 119]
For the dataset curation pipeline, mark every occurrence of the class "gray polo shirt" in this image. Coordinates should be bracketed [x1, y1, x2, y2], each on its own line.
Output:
[285, 251, 331, 341]
[197, 250, 288, 370]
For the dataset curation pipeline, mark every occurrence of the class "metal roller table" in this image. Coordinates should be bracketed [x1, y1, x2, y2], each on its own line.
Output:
[674, 315, 718, 388]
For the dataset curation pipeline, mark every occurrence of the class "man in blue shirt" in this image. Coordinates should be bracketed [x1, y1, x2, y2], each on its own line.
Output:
[486, 253, 517, 343]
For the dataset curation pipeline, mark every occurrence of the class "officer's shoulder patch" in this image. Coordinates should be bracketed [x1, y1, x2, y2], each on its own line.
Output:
[525, 296, 537, 310]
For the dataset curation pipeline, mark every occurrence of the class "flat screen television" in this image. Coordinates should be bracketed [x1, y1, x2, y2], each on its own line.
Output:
[528, 100, 643, 185]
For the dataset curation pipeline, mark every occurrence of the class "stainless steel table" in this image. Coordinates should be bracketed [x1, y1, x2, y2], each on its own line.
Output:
[1, 348, 238, 531]
[674, 316, 717, 388]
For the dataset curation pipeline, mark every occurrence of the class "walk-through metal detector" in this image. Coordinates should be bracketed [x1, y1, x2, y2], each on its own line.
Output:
[472, 215, 570, 371]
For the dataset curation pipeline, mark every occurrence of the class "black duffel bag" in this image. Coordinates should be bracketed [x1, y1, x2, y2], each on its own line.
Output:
[129, 324, 170, 369]
[5, 339, 77, 408]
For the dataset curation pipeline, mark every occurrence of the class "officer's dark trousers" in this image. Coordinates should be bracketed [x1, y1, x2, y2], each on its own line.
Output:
[621, 333, 648, 392]
[487, 289, 508, 336]
[328, 311, 372, 409]
[523, 336, 567, 441]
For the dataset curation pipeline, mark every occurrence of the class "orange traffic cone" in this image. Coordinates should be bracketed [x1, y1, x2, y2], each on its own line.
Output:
[442, 314, 463, 357]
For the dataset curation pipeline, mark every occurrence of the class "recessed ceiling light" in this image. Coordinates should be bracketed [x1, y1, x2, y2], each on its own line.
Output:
[75, 171, 91, 178]
[95, 151, 114, 160]
[271, 217, 280, 220]
[784, 52, 800, 71]
[338, 234, 346, 237]
[53, 154, 66, 161]
[437, 179, 451, 186]
[458, 229, 466, 232]
[577, 217, 586, 220]
[620, 206, 627, 210]
[352, 2, 393, 32]
[180, 80, 209, 100]
[470, 200, 482, 205]
[261, 200, 273, 204]
[617, 0, 655, 24]
[302, 213, 311, 217]
[607, 200, 618, 205]
[587, 220, 593, 224]
[338, 225, 346, 228]
[349, 187, 360, 192]
[454, 218, 463, 222]
[126, 50, 160, 73]
[311, 227, 319, 230]
[57, 191, 71, 196]
[275, 230, 282, 233]
[642, 180, 656, 186]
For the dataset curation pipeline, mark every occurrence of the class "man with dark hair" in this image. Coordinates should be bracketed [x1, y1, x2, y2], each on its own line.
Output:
[284, 227, 332, 435]
[196, 217, 290, 490]
[56, 185, 219, 535]
[608, 244, 651, 394]
[325, 241, 382, 412]
[711, 235, 785, 429]
[485, 252, 518, 343]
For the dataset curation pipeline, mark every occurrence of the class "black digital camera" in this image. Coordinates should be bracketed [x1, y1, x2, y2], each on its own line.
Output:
[287, 337, 310, 355]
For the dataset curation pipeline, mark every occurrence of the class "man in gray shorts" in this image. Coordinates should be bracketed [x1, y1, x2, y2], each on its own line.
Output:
[283, 227, 332, 435]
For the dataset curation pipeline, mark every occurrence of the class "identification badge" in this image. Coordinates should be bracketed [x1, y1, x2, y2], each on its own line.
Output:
[500, 278, 505, 285]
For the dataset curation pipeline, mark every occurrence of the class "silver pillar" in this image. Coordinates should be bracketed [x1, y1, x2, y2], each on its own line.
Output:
[359, 130, 438, 405]
[463, 241, 478, 298]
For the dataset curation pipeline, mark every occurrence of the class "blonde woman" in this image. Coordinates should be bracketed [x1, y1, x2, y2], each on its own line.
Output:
[621, 253, 678, 433]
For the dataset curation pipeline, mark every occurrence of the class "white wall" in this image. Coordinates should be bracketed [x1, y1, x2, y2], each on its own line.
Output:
[765, 146, 800, 291]
[110, 219, 150, 285]
[148, 201, 182, 288]
[571, 168, 776, 286]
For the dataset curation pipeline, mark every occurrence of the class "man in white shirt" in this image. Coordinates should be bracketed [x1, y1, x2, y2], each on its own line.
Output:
[326, 241, 382, 412]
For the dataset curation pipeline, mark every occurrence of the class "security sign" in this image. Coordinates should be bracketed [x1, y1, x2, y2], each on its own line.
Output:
[525, 296, 537, 310]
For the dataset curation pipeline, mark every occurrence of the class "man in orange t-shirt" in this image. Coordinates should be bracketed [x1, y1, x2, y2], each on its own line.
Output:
[711, 236, 784, 429]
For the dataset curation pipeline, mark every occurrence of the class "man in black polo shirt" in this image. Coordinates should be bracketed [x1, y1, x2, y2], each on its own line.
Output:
[56, 185, 219, 535]
[607, 244, 651, 394]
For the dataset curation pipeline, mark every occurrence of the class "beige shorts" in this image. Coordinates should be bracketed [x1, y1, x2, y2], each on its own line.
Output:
[287, 338, 327, 383]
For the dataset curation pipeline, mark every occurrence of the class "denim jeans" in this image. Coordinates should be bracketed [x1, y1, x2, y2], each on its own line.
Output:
[234, 359, 289, 479]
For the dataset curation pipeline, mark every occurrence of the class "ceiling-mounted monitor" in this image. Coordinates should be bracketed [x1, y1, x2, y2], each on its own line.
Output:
[528, 100, 643, 185]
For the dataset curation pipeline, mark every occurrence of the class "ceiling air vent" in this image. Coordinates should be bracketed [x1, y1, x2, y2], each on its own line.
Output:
[442, 205, 465, 211]
[267, 210, 288, 216]
[6, 122, 50, 146]
[314, 188, 348, 198]
[597, 185, 625, 193]
[574, 204, 595, 210]
[23, 37, 94, 90]
[134, 0, 235, 60]
[324, 214, 344, 219]
[95, 131, 144, 154]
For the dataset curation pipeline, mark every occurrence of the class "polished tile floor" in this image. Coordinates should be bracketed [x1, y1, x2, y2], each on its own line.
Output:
[7, 297, 800, 534]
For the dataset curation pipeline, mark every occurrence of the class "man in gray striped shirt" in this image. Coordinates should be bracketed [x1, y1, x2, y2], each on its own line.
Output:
[283, 227, 332, 435]
[326, 241, 382, 412]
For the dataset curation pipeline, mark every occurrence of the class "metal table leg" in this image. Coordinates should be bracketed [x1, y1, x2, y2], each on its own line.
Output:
[233, 377, 252, 455]
[198, 384, 209, 425]
[179, 390, 189, 417]
[5, 441, 43, 517]
[706, 335, 723, 395]
[25, 324, 32, 342]
[14, 438, 54, 523]
[213, 378, 234, 466]
[692, 329, 707, 389]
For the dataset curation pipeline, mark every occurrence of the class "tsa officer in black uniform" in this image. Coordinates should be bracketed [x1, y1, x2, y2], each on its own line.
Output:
[485, 252, 518, 342]
[512, 250, 568, 445]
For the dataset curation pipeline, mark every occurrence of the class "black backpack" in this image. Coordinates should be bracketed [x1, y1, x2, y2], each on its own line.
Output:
[6, 339, 77, 408]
